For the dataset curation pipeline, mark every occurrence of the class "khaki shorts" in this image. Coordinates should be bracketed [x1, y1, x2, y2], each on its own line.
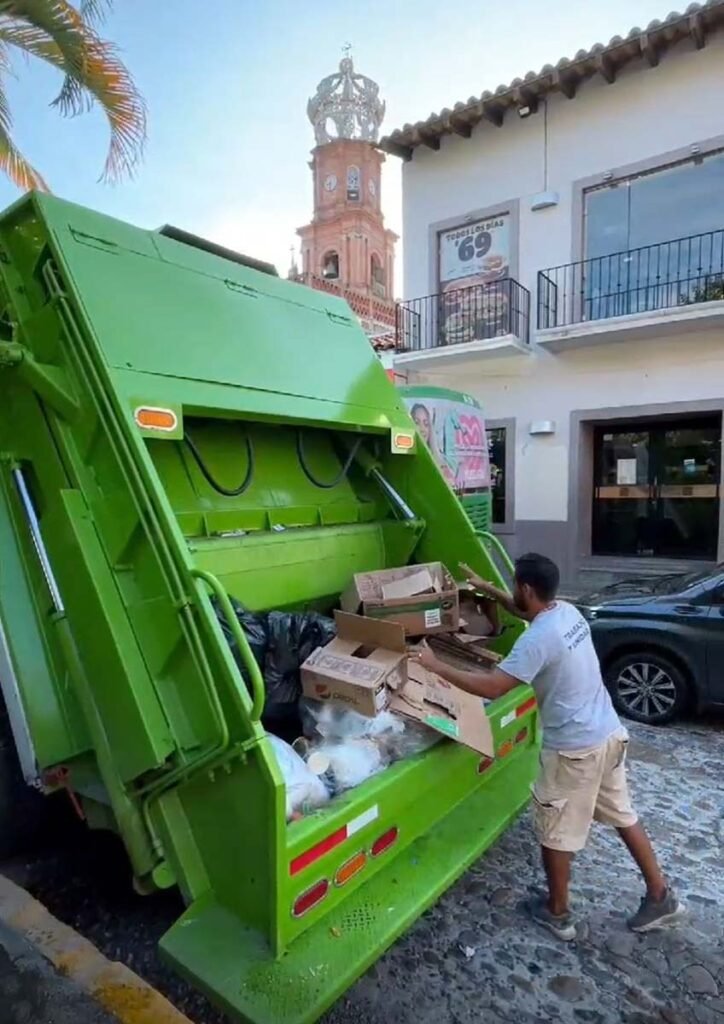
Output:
[532, 728, 638, 853]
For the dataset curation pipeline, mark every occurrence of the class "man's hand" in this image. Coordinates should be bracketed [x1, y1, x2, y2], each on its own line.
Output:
[410, 642, 449, 683]
[459, 562, 496, 596]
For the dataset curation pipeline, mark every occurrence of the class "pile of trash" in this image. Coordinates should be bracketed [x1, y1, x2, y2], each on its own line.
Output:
[214, 562, 502, 821]
[268, 702, 440, 819]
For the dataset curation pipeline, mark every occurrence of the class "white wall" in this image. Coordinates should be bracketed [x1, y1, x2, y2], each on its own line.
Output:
[402, 34, 724, 301]
[416, 330, 724, 523]
[399, 33, 724, 552]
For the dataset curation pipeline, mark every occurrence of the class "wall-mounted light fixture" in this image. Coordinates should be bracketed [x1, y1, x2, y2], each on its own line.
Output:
[516, 99, 536, 118]
[531, 191, 559, 211]
[529, 420, 556, 436]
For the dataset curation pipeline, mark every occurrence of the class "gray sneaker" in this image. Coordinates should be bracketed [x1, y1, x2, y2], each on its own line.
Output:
[527, 897, 577, 942]
[627, 888, 684, 932]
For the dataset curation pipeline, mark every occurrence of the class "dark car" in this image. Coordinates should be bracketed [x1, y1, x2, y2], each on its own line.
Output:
[577, 565, 724, 726]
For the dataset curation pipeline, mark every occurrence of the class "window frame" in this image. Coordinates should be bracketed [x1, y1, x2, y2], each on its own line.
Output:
[485, 417, 515, 535]
[571, 134, 724, 265]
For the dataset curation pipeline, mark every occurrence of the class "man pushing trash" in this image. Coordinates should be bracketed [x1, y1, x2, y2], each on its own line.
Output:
[414, 552, 683, 941]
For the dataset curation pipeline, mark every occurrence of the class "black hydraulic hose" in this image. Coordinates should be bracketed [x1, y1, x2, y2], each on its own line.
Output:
[296, 430, 362, 489]
[184, 430, 255, 497]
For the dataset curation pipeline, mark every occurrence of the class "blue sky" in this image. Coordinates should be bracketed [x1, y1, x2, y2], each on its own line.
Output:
[0, 0, 675, 276]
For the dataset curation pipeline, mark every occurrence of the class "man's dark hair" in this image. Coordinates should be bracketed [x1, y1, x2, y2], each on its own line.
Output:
[514, 552, 560, 601]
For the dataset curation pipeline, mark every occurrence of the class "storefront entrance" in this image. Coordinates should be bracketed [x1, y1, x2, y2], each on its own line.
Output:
[592, 417, 721, 559]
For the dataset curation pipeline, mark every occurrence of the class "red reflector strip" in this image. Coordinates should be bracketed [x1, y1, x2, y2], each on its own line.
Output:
[516, 696, 537, 718]
[292, 879, 329, 918]
[290, 805, 379, 876]
[290, 827, 346, 877]
[371, 827, 398, 857]
[515, 726, 529, 745]
[477, 755, 494, 774]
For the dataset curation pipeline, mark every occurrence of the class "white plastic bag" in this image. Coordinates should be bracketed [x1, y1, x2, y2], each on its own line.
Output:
[267, 734, 330, 820]
[301, 699, 405, 741]
[313, 738, 385, 792]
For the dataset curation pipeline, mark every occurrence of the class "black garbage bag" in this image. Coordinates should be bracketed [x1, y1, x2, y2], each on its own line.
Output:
[263, 611, 336, 741]
[211, 598, 335, 743]
[212, 596, 268, 688]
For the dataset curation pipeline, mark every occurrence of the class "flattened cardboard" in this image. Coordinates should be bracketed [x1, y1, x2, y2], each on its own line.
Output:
[389, 662, 494, 757]
[341, 562, 460, 636]
[429, 632, 502, 671]
[300, 611, 408, 716]
[458, 587, 498, 637]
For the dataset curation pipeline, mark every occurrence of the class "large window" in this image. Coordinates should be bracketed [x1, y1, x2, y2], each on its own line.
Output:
[583, 150, 724, 317]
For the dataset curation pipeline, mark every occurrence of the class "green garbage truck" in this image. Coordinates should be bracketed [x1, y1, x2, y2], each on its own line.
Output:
[0, 193, 538, 1024]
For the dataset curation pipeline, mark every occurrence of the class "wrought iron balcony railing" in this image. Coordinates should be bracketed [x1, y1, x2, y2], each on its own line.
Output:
[538, 228, 724, 330]
[396, 278, 530, 353]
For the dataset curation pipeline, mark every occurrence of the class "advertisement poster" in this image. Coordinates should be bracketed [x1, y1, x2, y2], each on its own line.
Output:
[404, 396, 490, 493]
[437, 214, 511, 345]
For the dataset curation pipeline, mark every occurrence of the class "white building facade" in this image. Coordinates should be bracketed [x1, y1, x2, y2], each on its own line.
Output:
[381, 3, 724, 591]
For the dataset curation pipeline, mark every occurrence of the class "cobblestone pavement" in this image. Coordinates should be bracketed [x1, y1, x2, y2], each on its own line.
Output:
[0, 920, 119, 1024]
[325, 717, 724, 1024]
[6, 717, 722, 1024]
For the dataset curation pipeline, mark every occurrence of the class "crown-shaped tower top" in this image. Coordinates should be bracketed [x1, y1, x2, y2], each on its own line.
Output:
[307, 55, 385, 146]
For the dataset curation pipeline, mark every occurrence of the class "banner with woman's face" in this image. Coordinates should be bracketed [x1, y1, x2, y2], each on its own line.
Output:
[405, 396, 491, 492]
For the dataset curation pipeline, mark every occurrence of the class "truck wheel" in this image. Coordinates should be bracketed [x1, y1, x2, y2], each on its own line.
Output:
[0, 699, 49, 857]
[605, 651, 690, 726]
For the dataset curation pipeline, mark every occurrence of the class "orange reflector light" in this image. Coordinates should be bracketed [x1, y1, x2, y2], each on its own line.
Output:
[515, 726, 529, 745]
[134, 406, 178, 432]
[292, 878, 329, 918]
[477, 755, 494, 774]
[371, 827, 398, 858]
[334, 851, 367, 886]
[497, 740, 514, 758]
[393, 432, 415, 450]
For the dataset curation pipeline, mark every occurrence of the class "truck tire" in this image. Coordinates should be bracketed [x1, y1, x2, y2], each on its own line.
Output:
[0, 697, 49, 858]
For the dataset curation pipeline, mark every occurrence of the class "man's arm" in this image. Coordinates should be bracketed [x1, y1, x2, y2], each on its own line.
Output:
[459, 563, 530, 621]
[415, 647, 521, 700]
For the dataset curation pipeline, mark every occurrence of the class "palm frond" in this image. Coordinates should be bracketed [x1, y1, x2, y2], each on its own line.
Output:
[79, 0, 113, 25]
[0, 0, 145, 182]
[0, 74, 47, 190]
[0, 21, 62, 66]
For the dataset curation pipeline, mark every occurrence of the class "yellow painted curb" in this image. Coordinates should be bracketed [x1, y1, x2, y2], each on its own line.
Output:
[0, 873, 195, 1024]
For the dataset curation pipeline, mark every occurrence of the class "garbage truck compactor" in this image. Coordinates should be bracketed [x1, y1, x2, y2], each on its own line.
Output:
[0, 193, 539, 1023]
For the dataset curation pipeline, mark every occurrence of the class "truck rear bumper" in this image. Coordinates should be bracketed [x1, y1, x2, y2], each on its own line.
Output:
[159, 742, 537, 1024]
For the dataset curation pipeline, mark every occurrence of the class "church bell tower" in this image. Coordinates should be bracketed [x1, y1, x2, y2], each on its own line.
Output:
[296, 54, 397, 307]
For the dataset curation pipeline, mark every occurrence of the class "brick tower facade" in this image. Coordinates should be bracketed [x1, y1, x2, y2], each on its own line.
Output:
[292, 57, 397, 346]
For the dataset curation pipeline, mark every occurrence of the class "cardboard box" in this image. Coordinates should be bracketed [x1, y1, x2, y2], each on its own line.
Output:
[389, 661, 494, 757]
[341, 563, 459, 636]
[301, 611, 408, 717]
[428, 632, 502, 672]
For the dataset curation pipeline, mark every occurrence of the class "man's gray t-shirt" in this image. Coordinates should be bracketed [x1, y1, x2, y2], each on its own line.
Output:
[499, 601, 621, 750]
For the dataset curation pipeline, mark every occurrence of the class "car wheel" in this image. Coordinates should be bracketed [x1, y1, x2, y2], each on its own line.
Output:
[606, 652, 689, 725]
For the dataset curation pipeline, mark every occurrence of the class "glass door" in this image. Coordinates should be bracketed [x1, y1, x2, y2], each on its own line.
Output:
[592, 418, 721, 559]
[593, 429, 653, 556]
[654, 425, 720, 558]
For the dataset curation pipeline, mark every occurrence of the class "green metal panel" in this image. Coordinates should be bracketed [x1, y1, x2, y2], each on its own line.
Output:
[0, 193, 535, 1024]
[162, 737, 538, 1024]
